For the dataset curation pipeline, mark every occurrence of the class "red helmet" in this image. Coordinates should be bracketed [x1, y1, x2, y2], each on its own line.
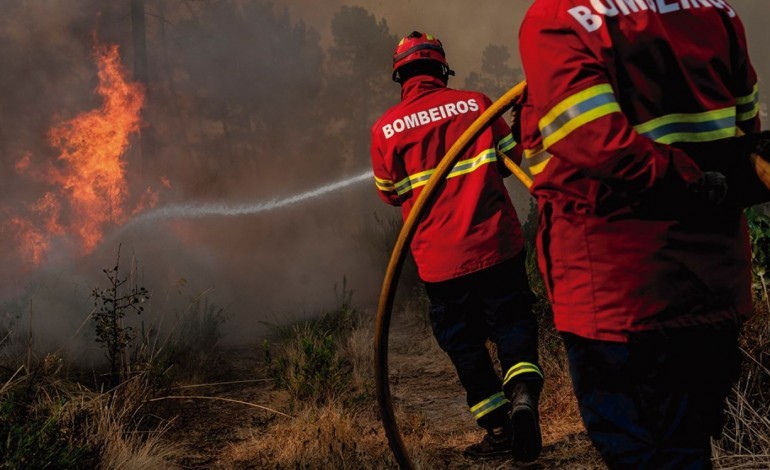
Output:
[392, 31, 454, 82]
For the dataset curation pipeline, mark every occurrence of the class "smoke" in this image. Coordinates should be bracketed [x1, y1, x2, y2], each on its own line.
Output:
[0, 0, 767, 360]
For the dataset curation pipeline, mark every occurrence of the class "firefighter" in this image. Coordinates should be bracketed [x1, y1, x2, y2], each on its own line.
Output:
[370, 31, 543, 461]
[517, 1, 769, 468]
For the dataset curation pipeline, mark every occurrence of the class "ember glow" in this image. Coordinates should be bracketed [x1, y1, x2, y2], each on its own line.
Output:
[11, 41, 145, 265]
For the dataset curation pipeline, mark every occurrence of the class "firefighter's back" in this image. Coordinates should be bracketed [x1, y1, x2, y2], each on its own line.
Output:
[519, 0, 758, 339]
[371, 76, 524, 283]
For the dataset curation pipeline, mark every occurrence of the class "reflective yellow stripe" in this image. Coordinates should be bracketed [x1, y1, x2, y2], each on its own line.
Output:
[524, 146, 552, 176]
[470, 392, 509, 420]
[393, 148, 497, 196]
[539, 84, 621, 149]
[374, 175, 396, 192]
[736, 83, 759, 122]
[633, 107, 736, 144]
[497, 133, 517, 153]
[503, 362, 543, 386]
[736, 83, 759, 104]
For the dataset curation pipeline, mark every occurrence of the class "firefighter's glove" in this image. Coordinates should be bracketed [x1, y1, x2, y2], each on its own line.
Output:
[754, 130, 770, 161]
[689, 171, 728, 205]
[509, 85, 527, 143]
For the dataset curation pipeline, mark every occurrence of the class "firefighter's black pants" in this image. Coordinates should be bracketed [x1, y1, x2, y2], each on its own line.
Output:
[564, 322, 741, 470]
[423, 250, 542, 431]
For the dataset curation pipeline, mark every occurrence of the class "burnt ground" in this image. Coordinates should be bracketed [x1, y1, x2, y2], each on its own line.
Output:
[161, 310, 604, 469]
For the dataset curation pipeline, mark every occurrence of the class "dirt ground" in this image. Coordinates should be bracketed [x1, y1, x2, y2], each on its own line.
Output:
[162, 310, 604, 469]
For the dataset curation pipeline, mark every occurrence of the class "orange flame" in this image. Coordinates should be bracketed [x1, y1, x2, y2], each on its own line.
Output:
[8, 41, 146, 266]
[47, 42, 145, 252]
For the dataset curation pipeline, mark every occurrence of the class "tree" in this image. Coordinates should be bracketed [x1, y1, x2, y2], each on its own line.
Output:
[167, 0, 326, 192]
[464, 44, 524, 100]
[131, 0, 153, 170]
[324, 6, 397, 170]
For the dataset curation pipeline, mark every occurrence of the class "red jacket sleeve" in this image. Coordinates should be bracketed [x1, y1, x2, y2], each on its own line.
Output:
[370, 124, 402, 206]
[519, 17, 703, 193]
[729, 16, 761, 134]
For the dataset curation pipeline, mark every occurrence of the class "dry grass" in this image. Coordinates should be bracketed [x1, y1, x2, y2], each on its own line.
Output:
[219, 301, 603, 469]
[344, 312, 376, 395]
[83, 376, 183, 470]
[219, 403, 391, 468]
[0, 287, 227, 468]
[713, 300, 770, 469]
[0, 359, 182, 469]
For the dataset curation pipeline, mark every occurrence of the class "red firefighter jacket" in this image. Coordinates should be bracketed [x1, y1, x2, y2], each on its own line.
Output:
[370, 75, 524, 282]
[519, 0, 760, 341]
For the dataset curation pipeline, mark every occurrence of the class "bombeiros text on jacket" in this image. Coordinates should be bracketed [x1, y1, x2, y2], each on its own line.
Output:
[381, 98, 479, 139]
[569, 0, 736, 33]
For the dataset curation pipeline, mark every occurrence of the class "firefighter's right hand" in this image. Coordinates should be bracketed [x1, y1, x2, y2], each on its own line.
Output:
[509, 85, 527, 142]
[689, 171, 728, 205]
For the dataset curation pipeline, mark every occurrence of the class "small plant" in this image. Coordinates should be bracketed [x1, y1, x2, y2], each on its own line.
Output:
[266, 280, 358, 404]
[272, 324, 350, 404]
[91, 245, 149, 384]
[747, 207, 770, 306]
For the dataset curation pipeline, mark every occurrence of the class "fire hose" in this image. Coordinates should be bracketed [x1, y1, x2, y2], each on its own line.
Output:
[373, 80, 528, 470]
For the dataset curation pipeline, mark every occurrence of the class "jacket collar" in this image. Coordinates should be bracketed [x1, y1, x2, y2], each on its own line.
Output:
[401, 75, 447, 100]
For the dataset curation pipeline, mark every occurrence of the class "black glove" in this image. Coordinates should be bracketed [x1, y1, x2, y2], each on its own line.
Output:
[674, 130, 770, 171]
[688, 171, 728, 205]
[755, 130, 770, 160]
[509, 85, 527, 143]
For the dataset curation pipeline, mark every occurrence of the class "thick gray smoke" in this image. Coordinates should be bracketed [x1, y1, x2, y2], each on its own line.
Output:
[0, 1, 766, 360]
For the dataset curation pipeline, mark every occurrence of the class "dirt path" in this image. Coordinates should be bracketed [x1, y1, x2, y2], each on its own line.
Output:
[163, 310, 603, 469]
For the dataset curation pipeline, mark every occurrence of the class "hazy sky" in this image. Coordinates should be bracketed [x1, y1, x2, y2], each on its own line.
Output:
[280, 0, 769, 85]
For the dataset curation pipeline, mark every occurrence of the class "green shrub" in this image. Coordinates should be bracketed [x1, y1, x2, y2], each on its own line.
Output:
[747, 207, 770, 303]
[271, 324, 351, 404]
[0, 392, 93, 469]
[266, 281, 358, 405]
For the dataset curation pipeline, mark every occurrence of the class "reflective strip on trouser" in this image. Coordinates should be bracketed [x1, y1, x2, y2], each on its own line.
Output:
[470, 392, 510, 421]
[423, 253, 541, 429]
[503, 362, 543, 387]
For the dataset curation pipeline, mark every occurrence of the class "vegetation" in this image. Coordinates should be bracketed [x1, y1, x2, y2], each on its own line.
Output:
[3, 207, 768, 468]
[265, 279, 359, 405]
[90, 245, 149, 383]
[713, 208, 770, 467]
[0, 248, 228, 469]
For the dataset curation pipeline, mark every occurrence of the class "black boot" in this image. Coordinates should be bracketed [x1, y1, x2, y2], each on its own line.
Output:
[510, 382, 542, 462]
[463, 424, 513, 459]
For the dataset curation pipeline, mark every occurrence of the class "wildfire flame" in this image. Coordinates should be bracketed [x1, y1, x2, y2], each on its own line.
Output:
[9, 41, 146, 266]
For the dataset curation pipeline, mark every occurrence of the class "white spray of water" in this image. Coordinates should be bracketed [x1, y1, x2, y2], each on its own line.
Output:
[131, 169, 374, 225]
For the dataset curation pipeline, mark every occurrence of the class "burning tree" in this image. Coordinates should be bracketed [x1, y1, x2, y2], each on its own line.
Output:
[10, 40, 146, 266]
